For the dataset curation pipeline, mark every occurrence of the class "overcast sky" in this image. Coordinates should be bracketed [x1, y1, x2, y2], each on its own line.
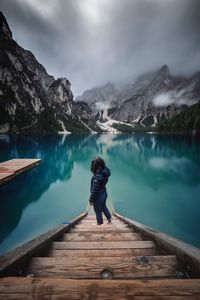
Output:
[1, 0, 200, 96]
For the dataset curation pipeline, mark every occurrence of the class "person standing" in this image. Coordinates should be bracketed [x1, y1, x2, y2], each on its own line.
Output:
[89, 157, 112, 225]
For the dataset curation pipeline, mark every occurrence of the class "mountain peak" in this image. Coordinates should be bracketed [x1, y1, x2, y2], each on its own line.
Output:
[0, 11, 12, 39]
[159, 64, 170, 77]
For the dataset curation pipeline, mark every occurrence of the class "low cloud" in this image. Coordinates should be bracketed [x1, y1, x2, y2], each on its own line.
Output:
[95, 102, 111, 111]
[153, 93, 176, 107]
[152, 87, 198, 107]
[1, 0, 200, 95]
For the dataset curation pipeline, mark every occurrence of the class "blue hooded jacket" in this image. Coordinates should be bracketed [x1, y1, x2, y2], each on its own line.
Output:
[89, 167, 111, 202]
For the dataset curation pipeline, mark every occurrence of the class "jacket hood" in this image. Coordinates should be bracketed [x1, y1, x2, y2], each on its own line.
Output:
[100, 167, 111, 178]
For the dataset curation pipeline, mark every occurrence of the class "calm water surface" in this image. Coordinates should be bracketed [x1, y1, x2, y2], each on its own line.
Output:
[0, 133, 200, 255]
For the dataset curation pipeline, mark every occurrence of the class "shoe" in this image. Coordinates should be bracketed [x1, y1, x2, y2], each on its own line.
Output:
[107, 219, 112, 224]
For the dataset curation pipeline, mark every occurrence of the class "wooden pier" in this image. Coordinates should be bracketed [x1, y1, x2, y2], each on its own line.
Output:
[0, 210, 200, 299]
[0, 159, 41, 185]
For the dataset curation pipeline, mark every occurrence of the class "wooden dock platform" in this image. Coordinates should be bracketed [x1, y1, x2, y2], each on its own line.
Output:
[0, 210, 200, 299]
[0, 159, 41, 185]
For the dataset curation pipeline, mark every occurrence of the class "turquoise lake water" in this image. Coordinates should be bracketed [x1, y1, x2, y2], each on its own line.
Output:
[0, 133, 200, 255]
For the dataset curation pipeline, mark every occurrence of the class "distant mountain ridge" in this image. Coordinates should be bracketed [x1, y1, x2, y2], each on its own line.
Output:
[77, 65, 200, 128]
[1, 11, 200, 134]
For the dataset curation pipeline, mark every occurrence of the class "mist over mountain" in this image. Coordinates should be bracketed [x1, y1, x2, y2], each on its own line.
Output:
[1, 10, 200, 134]
[77, 65, 200, 128]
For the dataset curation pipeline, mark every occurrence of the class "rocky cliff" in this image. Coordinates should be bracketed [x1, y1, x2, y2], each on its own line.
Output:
[0, 12, 95, 133]
[112, 65, 200, 127]
[77, 65, 200, 129]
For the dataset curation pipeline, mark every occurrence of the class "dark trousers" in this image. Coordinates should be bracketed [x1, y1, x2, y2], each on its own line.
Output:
[93, 191, 111, 225]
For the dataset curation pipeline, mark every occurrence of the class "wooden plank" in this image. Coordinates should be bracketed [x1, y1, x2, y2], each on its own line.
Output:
[0, 212, 87, 276]
[0, 278, 200, 300]
[0, 159, 41, 173]
[74, 226, 129, 231]
[0, 172, 15, 184]
[80, 220, 123, 226]
[79, 223, 124, 227]
[114, 212, 200, 278]
[48, 248, 160, 257]
[71, 225, 132, 232]
[51, 240, 156, 250]
[69, 230, 134, 236]
[80, 217, 120, 222]
[83, 217, 118, 221]
[27, 255, 179, 279]
[126, 297, 200, 300]
[62, 232, 143, 241]
[0, 159, 41, 185]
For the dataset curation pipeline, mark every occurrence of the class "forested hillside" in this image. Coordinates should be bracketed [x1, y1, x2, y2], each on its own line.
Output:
[157, 101, 200, 132]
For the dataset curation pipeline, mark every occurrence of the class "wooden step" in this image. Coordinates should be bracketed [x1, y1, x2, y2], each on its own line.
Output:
[74, 224, 129, 229]
[47, 248, 160, 257]
[27, 255, 180, 279]
[79, 221, 124, 226]
[51, 240, 156, 250]
[70, 225, 132, 232]
[1, 278, 200, 300]
[62, 232, 143, 241]
[79, 218, 122, 223]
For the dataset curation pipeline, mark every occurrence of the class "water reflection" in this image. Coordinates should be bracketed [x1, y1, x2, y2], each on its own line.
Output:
[0, 133, 200, 254]
[106, 134, 200, 189]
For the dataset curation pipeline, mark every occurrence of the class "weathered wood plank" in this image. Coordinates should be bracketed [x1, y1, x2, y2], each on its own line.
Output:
[0, 159, 41, 185]
[114, 212, 200, 278]
[74, 226, 129, 231]
[70, 225, 132, 232]
[51, 240, 156, 250]
[76, 223, 128, 228]
[0, 212, 87, 276]
[80, 218, 120, 223]
[0, 172, 15, 184]
[62, 232, 143, 241]
[47, 248, 160, 257]
[0, 278, 200, 300]
[79, 221, 123, 226]
[0, 159, 41, 174]
[131, 297, 200, 300]
[27, 255, 179, 279]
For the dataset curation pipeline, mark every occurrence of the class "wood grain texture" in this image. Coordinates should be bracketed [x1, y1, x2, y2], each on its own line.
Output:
[27, 255, 179, 279]
[76, 223, 128, 228]
[51, 240, 156, 250]
[114, 212, 200, 278]
[0, 212, 87, 276]
[70, 225, 132, 232]
[47, 248, 160, 257]
[0, 159, 41, 185]
[0, 172, 15, 184]
[1, 278, 199, 300]
[1, 209, 200, 297]
[62, 232, 143, 241]
[79, 219, 121, 223]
